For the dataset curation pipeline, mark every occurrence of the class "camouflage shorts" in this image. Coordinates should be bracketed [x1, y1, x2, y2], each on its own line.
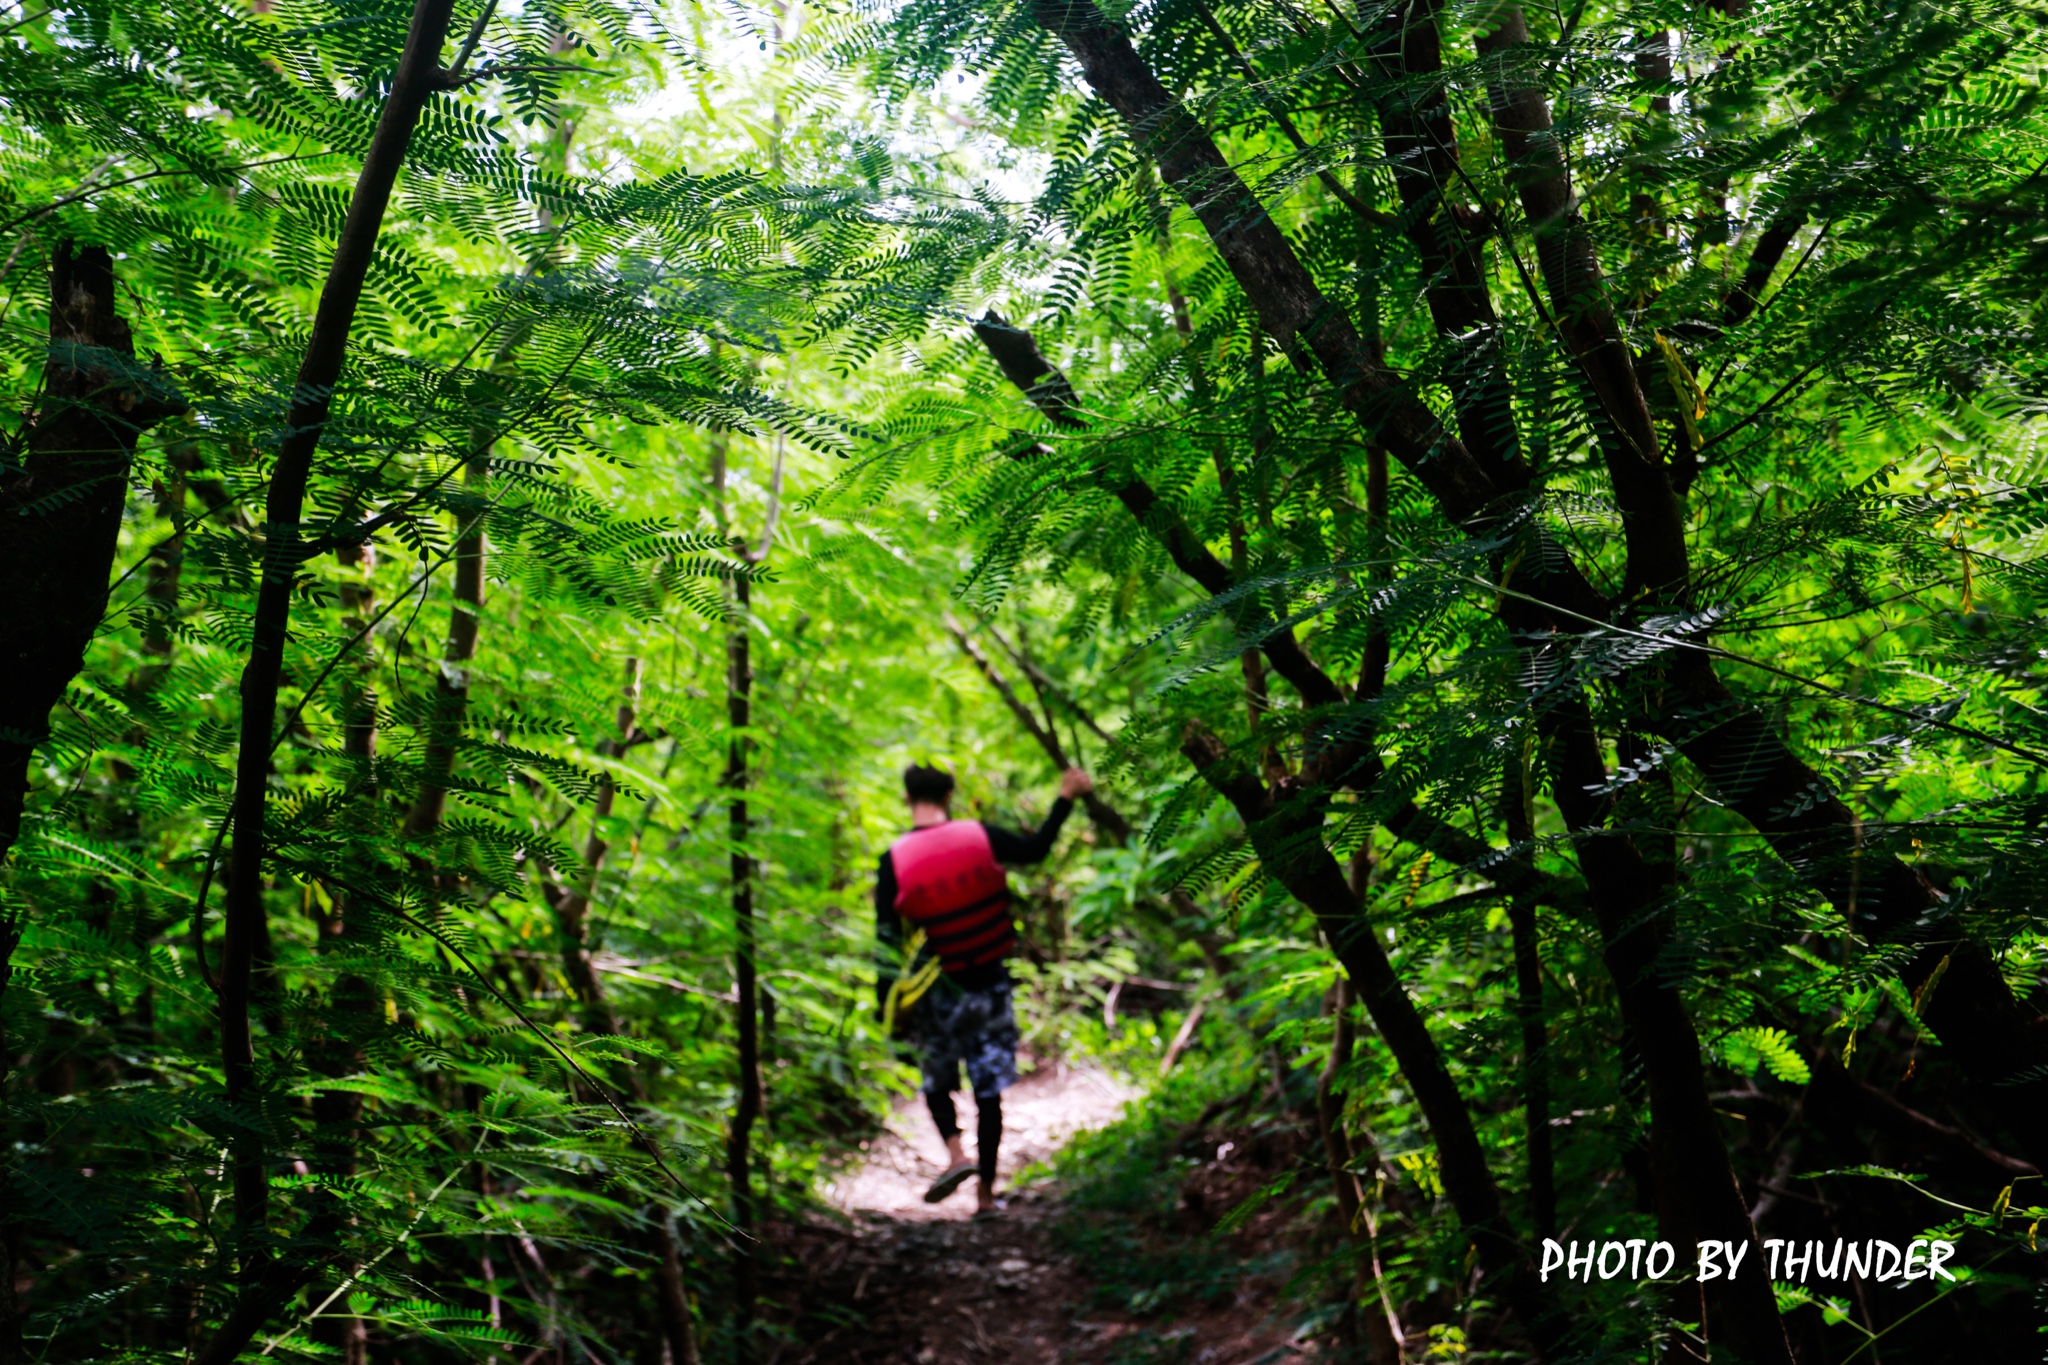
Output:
[912, 976, 1019, 1100]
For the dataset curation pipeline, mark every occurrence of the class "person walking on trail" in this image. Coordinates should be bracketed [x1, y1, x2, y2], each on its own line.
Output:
[876, 762, 1093, 1216]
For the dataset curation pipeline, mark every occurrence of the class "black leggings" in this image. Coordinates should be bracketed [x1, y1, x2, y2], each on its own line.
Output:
[926, 1089, 1003, 1185]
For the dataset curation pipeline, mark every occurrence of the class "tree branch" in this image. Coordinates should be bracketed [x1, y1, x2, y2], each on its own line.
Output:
[984, 620, 1114, 746]
[945, 616, 1134, 843]
[1810, 1054, 2038, 1184]
[1365, 0, 1527, 479]
[1026, 1, 1503, 527]
[1721, 215, 1802, 327]
[1474, 8, 1688, 603]
[1187, 0, 1393, 232]
[970, 313, 1584, 912]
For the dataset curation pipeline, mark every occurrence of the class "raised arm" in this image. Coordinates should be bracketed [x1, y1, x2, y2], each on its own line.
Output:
[983, 768, 1092, 864]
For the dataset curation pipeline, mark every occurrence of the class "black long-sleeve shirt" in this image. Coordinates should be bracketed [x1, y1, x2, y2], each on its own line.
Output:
[875, 797, 1073, 1002]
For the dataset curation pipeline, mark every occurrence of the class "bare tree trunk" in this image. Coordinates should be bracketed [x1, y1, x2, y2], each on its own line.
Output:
[656, 1213, 703, 1365]
[535, 664, 707, 1365]
[1474, 8, 1687, 603]
[1316, 978, 1405, 1363]
[310, 541, 375, 1365]
[552, 658, 640, 1028]
[0, 244, 184, 855]
[1364, 0, 1523, 480]
[725, 571, 762, 1365]
[1542, 698, 1790, 1364]
[716, 436, 783, 1365]
[1501, 753, 1554, 1241]
[0, 241, 184, 1365]
[404, 436, 488, 840]
[204, 1, 461, 1356]
[130, 443, 190, 695]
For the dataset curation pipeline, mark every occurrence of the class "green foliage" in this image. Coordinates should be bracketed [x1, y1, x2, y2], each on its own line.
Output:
[8, 0, 2048, 1360]
[1724, 1027, 1813, 1087]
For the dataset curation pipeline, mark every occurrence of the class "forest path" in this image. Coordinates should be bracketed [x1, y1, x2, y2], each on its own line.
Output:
[823, 1060, 1134, 1221]
[764, 1063, 1303, 1365]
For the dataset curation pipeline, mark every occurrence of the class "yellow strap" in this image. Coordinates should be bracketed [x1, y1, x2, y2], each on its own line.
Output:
[882, 929, 942, 1033]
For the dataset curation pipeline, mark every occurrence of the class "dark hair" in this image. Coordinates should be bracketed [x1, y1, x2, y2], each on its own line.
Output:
[903, 764, 955, 805]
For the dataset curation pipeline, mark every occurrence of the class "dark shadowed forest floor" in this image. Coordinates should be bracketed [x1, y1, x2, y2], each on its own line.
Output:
[757, 1064, 1313, 1365]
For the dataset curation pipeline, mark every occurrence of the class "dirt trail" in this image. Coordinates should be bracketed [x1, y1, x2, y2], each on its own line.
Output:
[764, 1063, 1305, 1365]
[823, 1061, 1134, 1221]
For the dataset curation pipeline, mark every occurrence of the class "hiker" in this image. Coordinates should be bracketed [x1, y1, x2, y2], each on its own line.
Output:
[876, 762, 1093, 1215]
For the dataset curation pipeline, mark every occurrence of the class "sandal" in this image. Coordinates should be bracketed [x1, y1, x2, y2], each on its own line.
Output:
[923, 1160, 978, 1203]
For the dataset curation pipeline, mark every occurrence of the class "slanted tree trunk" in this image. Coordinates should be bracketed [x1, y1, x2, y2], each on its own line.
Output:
[536, 659, 705, 1364]
[1364, 0, 1523, 481]
[1474, 8, 1686, 604]
[203, 1, 462, 1358]
[1182, 723, 1562, 1358]
[970, 320, 1581, 915]
[1032, 0, 2042, 1230]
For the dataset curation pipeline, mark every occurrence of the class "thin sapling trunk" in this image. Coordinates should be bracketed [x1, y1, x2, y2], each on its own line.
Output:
[207, 0, 461, 1348]
[718, 435, 781, 1365]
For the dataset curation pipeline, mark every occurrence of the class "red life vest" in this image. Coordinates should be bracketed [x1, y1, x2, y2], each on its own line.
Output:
[891, 820, 1015, 973]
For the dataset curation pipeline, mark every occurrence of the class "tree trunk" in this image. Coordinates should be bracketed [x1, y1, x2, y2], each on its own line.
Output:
[210, 0, 459, 1331]
[656, 1212, 703, 1365]
[1, 243, 184, 854]
[715, 432, 781, 1365]
[1027, 0, 2048, 1166]
[1661, 654, 2048, 1160]
[1474, 8, 1688, 603]
[1316, 977, 1405, 1364]
[404, 433, 489, 840]
[1365, 0, 1523, 480]
[0, 241, 184, 1365]
[1541, 698, 1792, 1365]
[1026, 0, 1567, 550]
[970, 319, 1581, 915]
[552, 658, 639, 1030]
[725, 572, 762, 1365]
[309, 541, 376, 1365]
[1500, 754, 1555, 1240]
[131, 442, 191, 695]
[1182, 723, 1560, 1359]
[537, 663, 713, 1365]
